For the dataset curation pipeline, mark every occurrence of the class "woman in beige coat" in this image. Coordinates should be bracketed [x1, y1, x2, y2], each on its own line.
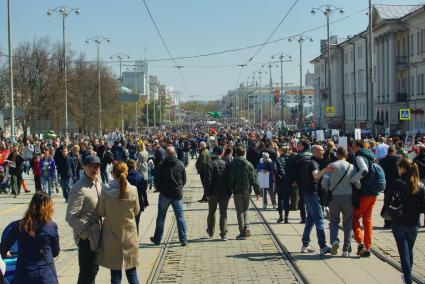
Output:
[97, 162, 141, 284]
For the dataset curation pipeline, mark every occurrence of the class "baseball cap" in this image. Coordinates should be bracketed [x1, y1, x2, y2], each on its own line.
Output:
[82, 154, 101, 166]
[212, 146, 223, 155]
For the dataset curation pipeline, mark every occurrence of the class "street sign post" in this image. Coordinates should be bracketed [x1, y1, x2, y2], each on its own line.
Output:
[399, 109, 411, 121]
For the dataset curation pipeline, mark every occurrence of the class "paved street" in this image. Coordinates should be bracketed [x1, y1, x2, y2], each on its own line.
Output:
[154, 177, 299, 283]
[1, 162, 424, 283]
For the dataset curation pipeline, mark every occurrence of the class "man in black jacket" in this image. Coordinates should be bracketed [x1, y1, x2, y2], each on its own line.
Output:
[151, 147, 188, 246]
[379, 146, 401, 228]
[205, 146, 230, 240]
[274, 145, 294, 223]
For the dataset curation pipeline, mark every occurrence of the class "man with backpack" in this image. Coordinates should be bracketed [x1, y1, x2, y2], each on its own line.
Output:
[351, 140, 386, 257]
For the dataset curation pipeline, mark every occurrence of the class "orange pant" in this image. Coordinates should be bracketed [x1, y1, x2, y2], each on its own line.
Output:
[352, 195, 377, 249]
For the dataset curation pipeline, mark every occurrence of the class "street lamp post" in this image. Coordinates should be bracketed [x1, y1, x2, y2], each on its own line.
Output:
[110, 53, 130, 133]
[85, 36, 111, 135]
[7, 0, 15, 139]
[271, 54, 292, 124]
[47, 6, 80, 138]
[311, 5, 344, 109]
[289, 35, 313, 131]
[257, 69, 267, 126]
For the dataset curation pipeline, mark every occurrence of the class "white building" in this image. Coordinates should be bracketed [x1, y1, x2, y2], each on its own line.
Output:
[373, 4, 425, 134]
[311, 4, 425, 134]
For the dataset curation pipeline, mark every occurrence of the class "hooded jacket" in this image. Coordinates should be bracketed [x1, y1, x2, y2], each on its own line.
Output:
[227, 157, 259, 195]
[127, 169, 148, 211]
[154, 156, 186, 200]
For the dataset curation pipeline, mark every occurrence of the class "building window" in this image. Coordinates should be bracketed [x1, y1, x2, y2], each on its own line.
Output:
[351, 72, 355, 93]
[344, 52, 348, 64]
[421, 30, 425, 53]
[344, 73, 349, 94]
[417, 74, 421, 96]
[417, 31, 421, 54]
[350, 50, 354, 62]
[373, 66, 376, 82]
[357, 46, 363, 59]
[411, 34, 414, 56]
[422, 74, 425, 96]
[358, 70, 364, 92]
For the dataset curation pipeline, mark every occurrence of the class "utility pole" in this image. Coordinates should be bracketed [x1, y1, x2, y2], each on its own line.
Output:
[110, 53, 130, 133]
[85, 36, 111, 135]
[7, 0, 15, 139]
[268, 64, 273, 121]
[368, 0, 373, 131]
[272, 54, 292, 124]
[289, 35, 313, 131]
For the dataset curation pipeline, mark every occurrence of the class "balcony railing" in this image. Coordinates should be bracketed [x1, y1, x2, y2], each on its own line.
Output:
[397, 92, 408, 102]
[396, 56, 408, 65]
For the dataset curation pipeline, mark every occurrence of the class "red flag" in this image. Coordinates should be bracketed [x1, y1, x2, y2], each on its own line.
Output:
[0, 149, 10, 164]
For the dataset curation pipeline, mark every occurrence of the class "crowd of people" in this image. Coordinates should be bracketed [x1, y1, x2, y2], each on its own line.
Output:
[0, 120, 424, 284]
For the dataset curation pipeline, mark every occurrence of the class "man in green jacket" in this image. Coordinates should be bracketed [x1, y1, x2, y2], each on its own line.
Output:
[227, 146, 260, 239]
[195, 141, 210, 203]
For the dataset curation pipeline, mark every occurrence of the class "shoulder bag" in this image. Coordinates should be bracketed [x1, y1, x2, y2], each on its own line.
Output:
[326, 164, 351, 204]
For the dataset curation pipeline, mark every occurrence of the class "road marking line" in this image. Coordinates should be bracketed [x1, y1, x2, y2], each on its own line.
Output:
[0, 204, 26, 217]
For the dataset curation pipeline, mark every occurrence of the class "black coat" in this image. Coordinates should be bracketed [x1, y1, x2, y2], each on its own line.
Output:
[154, 157, 186, 200]
[379, 154, 401, 190]
[274, 154, 294, 189]
[414, 154, 425, 181]
[246, 147, 260, 169]
[205, 157, 230, 197]
[385, 176, 425, 226]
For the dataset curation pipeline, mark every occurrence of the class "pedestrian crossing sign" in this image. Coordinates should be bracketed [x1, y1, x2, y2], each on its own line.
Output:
[399, 109, 410, 121]
[326, 106, 334, 117]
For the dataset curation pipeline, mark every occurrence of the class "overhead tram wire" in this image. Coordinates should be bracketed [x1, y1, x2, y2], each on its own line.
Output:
[140, 0, 192, 96]
[0, 7, 368, 65]
[247, 0, 299, 64]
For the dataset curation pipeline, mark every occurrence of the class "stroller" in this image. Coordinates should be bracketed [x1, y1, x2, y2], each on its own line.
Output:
[1, 221, 18, 284]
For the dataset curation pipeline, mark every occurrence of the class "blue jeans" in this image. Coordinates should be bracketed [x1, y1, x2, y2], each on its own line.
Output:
[111, 267, 139, 284]
[302, 194, 327, 248]
[41, 176, 53, 196]
[153, 193, 187, 243]
[392, 224, 418, 284]
[59, 177, 73, 201]
[100, 164, 108, 184]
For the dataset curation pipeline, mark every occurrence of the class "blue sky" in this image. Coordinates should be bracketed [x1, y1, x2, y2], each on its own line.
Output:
[0, 0, 421, 101]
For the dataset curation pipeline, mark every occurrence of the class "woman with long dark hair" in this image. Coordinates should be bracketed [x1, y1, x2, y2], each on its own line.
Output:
[97, 162, 140, 284]
[0, 192, 59, 284]
[385, 158, 425, 284]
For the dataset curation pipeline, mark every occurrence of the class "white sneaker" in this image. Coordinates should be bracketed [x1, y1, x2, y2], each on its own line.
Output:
[301, 245, 315, 253]
[342, 251, 350, 258]
[324, 207, 330, 219]
[331, 241, 339, 256]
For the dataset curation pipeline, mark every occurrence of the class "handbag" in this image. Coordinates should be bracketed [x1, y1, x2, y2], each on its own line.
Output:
[381, 190, 403, 221]
[326, 164, 351, 204]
